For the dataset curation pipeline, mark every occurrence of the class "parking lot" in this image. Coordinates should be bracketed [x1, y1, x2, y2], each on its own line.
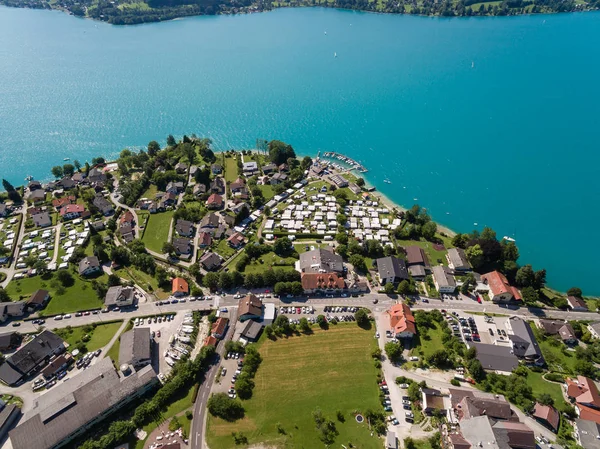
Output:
[444, 312, 512, 347]
[132, 310, 195, 377]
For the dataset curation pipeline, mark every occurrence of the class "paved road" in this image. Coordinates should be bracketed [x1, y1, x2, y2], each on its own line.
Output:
[0, 206, 27, 289]
[190, 308, 238, 449]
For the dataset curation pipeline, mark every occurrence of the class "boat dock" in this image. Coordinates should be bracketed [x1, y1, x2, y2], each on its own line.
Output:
[321, 152, 368, 173]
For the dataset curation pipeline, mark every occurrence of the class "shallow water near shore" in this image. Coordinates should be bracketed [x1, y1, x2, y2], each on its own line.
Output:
[1, 7, 600, 293]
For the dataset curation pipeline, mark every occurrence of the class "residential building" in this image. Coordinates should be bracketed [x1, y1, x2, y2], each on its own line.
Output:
[532, 403, 559, 433]
[173, 238, 192, 258]
[242, 161, 258, 175]
[210, 177, 225, 194]
[574, 419, 600, 449]
[26, 189, 46, 204]
[537, 319, 577, 345]
[52, 195, 75, 210]
[172, 277, 189, 297]
[567, 295, 588, 311]
[165, 181, 184, 194]
[589, 322, 600, 340]
[421, 388, 448, 415]
[405, 246, 429, 267]
[450, 390, 516, 422]
[41, 354, 72, 379]
[26, 289, 50, 310]
[175, 220, 194, 239]
[59, 204, 86, 220]
[446, 247, 471, 271]
[0, 331, 21, 351]
[200, 252, 222, 271]
[32, 212, 52, 228]
[198, 232, 212, 248]
[566, 375, 600, 424]
[200, 212, 220, 229]
[58, 177, 76, 190]
[270, 173, 288, 185]
[451, 415, 535, 449]
[471, 342, 519, 375]
[386, 303, 416, 339]
[104, 286, 136, 308]
[227, 232, 245, 249]
[204, 335, 218, 347]
[211, 164, 222, 174]
[0, 203, 8, 217]
[239, 320, 262, 343]
[119, 328, 151, 369]
[298, 248, 344, 274]
[211, 317, 229, 339]
[375, 256, 408, 286]
[262, 303, 276, 325]
[87, 167, 107, 185]
[481, 270, 522, 303]
[9, 358, 157, 449]
[206, 193, 223, 209]
[0, 330, 65, 386]
[92, 194, 114, 216]
[0, 402, 21, 442]
[301, 272, 346, 294]
[28, 180, 42, 191]
[119, 222, 134, 243]
[193, 183, 207, 196]
[175, 162, 187, 173]
[238, 294, 263, 322]
[507, 316, 544, 365]
[0, 302, 26, 323]
[432, 265, 457, 293]
[78, 256, 101, 276]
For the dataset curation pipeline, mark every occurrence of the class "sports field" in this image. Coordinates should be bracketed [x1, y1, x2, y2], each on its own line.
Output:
[207, 325, 383, 449]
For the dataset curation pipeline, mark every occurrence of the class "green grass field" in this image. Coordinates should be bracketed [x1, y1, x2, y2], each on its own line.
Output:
[242, 251, 297, 274]
[140, 184, 159, 199]
[224, 156, 239, 184]
[525, 371, 569, 414]
[207, 325, 383, 449]
[115, 266, 171, 300]
[142, 211, 174, 253]
[214, 239, 236, 260]
[397, 236, 452, 266]
[55, 321, 122, 353]
[5, 270, 106, 315]
[258, 183, 275, 200]
[410, 318, 446, 360]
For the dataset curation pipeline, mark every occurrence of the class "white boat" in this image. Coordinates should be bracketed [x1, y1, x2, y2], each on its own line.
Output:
[63, 157, 70, 161]
[334, 52, 337, 58]
[24, 175, 33, 181]
[503, 236, 516, 242]
[474, 222, 478, 226]
[471, 61, 474, 68]
[324, 31, 327, 35]
[384, 179, 391, 184]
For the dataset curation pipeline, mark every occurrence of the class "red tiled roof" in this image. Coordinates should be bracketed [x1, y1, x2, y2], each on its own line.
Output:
[566, 376, 600, 408]
[567, 295, 588, 309]
[52, 196, 75, 208]
[482, 270, 520, 300]
[227, 232, 244, 246]
[199, 232, 212, 246]
[120, 210, 134, 224]
[578, 404, 600, 425]
[387, 303, 416, 335]
[171, 277, 189, 294]
[301, 273, 346, 290]
[59, 204, 85, 216]
[207, 194, 223, 206]
[211, 317, 229, 337]
[533, 403, 559, 431]
[204, 335, 218, 347]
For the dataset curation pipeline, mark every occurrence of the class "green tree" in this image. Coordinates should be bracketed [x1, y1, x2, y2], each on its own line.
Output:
[264, 325, 274, 338]
[349, 254, 367, 273]
[300, 156, 313, 170]
[354, 308, 369, 326]
[537, 393, 554, 406]
[147, 140, 160, 156]
[273, 237, 293, 256]
[203, 272, 220, 291]
[316, 314, 327, 327]
[533, 269, 546, 290]
[299, 317, 310, 332]
[521, 286, 539, 305]
[516, 264, 535, 287]
[51, 166, 64, 178]
[397, 280, 411, 295]
[356, 177, 365, 187]
[384, 283, 395, 294]
[384, 341, 403, 363]
[63, 164, 75, 176]
[468, 359, 485, 382]
[56, 269, 74, 287]
[207, 393, 244, 421]
[0, 288, 10, 302]
[465, 244, 484, 269]
[421, 221, 437, 241]
[268, 140, 296, 165]
[335, 232, 348, 245]
[166, 134, 176, 146]
[567, 287, 583, 297]
[501, 241, 519, 262]
[107, 274, 121, 287]
[162, 242, 176, 255]
[2, 179, 21, 203]
[451, 233, 469, 249]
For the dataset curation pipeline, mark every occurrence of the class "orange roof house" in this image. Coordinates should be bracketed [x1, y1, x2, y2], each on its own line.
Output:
[566, 376, 600, 407]
[172, 277, 189, 296]
[386, 303, 416, 338]
[532, 403, 560, 433]
[301, 273, 346, 292]
[482, 270, 521, 303]
[204, 335, 218, 347]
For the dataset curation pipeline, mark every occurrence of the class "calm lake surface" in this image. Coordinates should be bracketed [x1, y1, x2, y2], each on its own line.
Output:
[1, 6, 599, 293]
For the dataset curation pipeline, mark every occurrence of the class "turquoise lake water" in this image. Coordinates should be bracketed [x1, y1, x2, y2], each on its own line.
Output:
[1, 7, 599, 293]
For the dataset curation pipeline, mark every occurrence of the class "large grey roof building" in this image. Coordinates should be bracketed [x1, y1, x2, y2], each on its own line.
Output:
[472, 342, 519, 374]
[119, 328, 152, 369]
[575, 419, 600, 449]
[298, 248, 344, 274]
[446, 248, 471, 271]
[376, 256, 408, 285]
[508, 316, 544, 365]
[9, 358, 157, 449]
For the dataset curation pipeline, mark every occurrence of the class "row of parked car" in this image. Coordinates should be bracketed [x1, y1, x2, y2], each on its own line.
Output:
[323, 306, 360, 313]
[279, 306, 315, 315]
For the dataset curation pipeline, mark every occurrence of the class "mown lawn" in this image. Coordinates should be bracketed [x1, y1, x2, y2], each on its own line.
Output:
[140, 184, 159, 199]
[55, 321, 122, 353]
[142, 211, 174, 253]
[396, 235, 452, 266]
[115, 266, 171, 300]
[5, 270, 106, 315]
[525, 371, 570, 413]
[257, 184, 275, 200]
[242, 251, 297, 274]
[535, 334, 578, 374]
[207, 325, 383, 449]
[410, 317, 446, 360]
[224, 156, 239, 184]
[214, 239, 236, 260]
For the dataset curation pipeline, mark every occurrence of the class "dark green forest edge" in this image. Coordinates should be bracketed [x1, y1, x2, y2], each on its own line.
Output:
[1, 0, 599, 25]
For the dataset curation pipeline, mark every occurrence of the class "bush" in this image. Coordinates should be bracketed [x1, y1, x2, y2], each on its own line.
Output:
[186, 410, 193, 420]
[450, 379, 460, 387]
[545, 373, 565, 383]
[208, 393, 245, 421]
[169, 416, 181, 431]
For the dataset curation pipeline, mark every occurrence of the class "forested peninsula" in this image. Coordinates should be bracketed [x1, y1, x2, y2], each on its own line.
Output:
[1, 0, 598, 25]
